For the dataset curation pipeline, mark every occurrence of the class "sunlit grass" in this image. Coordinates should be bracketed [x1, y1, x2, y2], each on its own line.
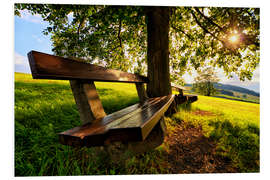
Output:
[14, 72, 169, 176]
[193, 96, 259, 124]
[15, 72, 260, 175]
[171, 95, 260, 172]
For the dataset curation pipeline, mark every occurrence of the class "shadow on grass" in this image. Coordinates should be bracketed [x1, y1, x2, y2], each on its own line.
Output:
[168, 100, 259, 172]
[177, 101, 192, 111]
[165, 125, 237, 173]
[169, 102, 193, 124]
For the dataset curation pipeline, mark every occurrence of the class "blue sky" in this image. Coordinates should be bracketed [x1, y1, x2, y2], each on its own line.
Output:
[14, 9, 260, 93]
[15, 10, 53, 73]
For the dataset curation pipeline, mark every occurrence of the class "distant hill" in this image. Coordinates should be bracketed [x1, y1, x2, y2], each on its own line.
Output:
[185, 82, 260, 103]
[213, 83, 259, 97]
[185, 83, 259, 97]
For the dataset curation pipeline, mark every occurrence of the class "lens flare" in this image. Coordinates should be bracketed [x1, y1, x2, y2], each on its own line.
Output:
[229, 34, 239, 44]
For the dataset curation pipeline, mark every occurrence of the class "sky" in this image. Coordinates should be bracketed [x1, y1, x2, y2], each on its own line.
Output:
[14, 9, 260, 93]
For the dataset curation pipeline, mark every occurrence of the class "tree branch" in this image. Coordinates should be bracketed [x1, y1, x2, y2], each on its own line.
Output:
[118, 18, 122, 48]
[77, 20, 83, 38]
[171, 24, 194, 41]
[194, 7, 224, 32]
[190, 9, 226, 45]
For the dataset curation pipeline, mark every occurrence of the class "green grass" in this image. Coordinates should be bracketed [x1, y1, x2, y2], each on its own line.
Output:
[15, 72, 169, 176]
[171, 95, 260, 172]
[15, 72, 260, 175]
[214, 93, 260, 104]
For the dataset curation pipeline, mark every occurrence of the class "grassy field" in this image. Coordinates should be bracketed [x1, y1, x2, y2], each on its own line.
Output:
[214, 93, 260, 104]
[14, 72, 260, 175]
[171, 95, 260, 172]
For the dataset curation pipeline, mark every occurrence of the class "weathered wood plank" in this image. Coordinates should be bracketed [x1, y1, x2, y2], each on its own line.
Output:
[58, 95, 175, 147]
[69, 80, 106, 125]
[27, 51, 149, 83]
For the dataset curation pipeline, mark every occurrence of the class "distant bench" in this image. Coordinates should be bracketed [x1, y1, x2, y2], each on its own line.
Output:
[27, 51, 197, 147]
[171, 83, 198, 104]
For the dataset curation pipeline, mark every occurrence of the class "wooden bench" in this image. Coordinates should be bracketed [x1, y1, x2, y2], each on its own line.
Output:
[28, 51, 178, 147]
[27, 51, 197, 147]
[171, 83, 187, 96]
[171, 83, 198, 104]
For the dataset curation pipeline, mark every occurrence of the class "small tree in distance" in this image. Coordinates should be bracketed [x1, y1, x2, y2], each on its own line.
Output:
[192, 67, 220, 96]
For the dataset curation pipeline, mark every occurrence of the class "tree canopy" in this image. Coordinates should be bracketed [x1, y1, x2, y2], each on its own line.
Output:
[15, 4, 260, 84]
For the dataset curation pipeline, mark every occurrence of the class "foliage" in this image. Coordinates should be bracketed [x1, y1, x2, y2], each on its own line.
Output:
[15, 4, 147, 74]
[170, 7, 259, 82]
[192, 67, 220, 96]
[15, 4, 259, 82]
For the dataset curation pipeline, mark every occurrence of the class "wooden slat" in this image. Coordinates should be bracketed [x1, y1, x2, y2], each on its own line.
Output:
[27, 51, 149, 83]
[58, 94, 175, 147]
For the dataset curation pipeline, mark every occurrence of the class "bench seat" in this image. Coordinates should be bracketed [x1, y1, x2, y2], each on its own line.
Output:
[59, 95, 175, 147]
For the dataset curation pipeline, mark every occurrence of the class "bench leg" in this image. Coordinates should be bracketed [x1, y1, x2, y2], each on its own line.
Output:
[179, 89, 184, 97]
[69, 80, 106, 125]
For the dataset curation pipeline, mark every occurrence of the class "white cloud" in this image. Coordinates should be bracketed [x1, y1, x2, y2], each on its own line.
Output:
[251, 66, 260, 83]
[18, 10, 44, 24]
[32, 35, 44, 43]
[14, 52, 31, 74]
[14, 52, 28, 65]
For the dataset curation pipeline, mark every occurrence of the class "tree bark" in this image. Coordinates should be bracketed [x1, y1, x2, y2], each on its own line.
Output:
[207, 81, 211, 96]
[146, 6, 171, 98]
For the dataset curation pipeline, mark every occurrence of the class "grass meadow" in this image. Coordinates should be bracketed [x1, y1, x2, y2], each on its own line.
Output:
[171, 96, 260, 172]
[14, 72, 260, 175]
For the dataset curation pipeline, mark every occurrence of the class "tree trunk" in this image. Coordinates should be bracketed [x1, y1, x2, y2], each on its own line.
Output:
[146, 6, 171, 98]
[207, 81, 211, 96]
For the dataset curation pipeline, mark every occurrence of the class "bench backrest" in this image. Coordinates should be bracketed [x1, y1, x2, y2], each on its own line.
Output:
[171, 83, 187, 96]
[28, 51, 148, 83]
[27, 50, 185, 125]
[27, 50, 150, 125]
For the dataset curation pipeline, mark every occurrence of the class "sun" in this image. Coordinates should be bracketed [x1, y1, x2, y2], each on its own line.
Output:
[228, 30, 240, 44]
[229, 34, 239, 44]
